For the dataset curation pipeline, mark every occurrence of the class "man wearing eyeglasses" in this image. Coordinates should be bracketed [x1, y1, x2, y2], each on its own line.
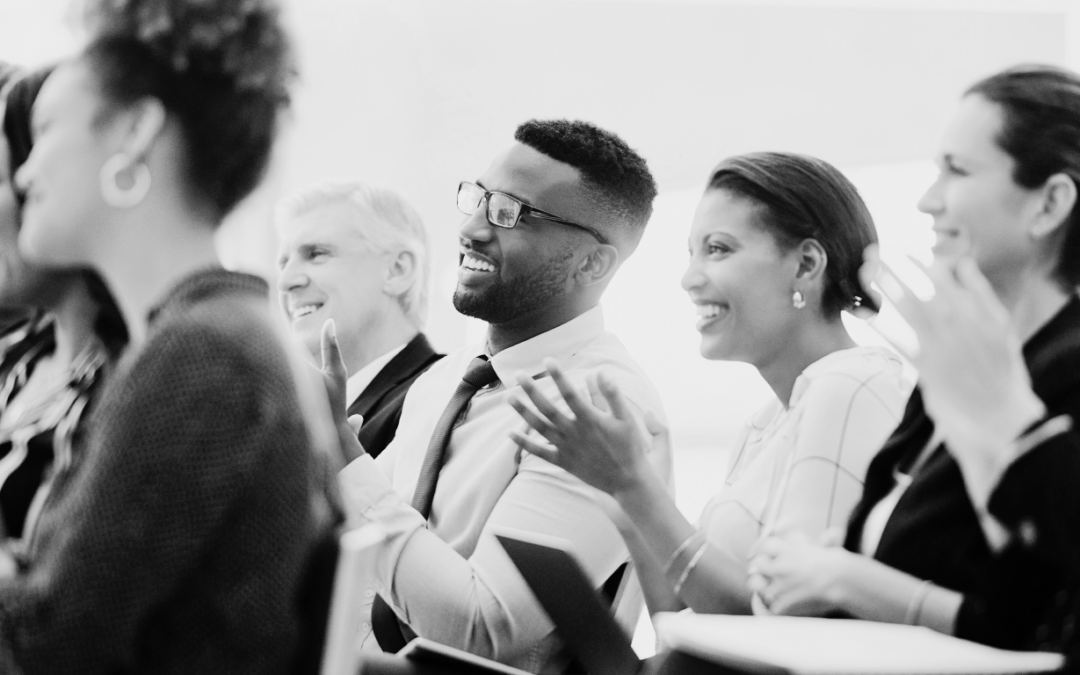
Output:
[338, 119, 669, 672]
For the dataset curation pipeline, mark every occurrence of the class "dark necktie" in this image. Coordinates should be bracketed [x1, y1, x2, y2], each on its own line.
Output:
[372, 355, 498, 652]
[410, 355, 498, 519]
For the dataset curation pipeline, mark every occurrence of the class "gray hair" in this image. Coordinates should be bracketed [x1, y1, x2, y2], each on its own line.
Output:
[275, 180, 431, 328]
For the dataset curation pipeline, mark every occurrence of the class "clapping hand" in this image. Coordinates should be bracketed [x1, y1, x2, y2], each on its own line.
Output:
[508, 358, 664, 498]
[861, 248, 1045, 471]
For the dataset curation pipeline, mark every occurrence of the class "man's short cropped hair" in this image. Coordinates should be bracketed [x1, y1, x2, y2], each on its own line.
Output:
[514, 119, 657, 249]
[275, 180, 431, 328]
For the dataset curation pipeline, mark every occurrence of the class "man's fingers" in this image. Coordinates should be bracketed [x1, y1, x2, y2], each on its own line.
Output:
[348, 414, 364, 435]
[320, 318, 348, 374]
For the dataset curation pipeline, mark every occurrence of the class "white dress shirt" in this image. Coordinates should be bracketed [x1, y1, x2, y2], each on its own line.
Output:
[338, 305, 668, 672]
[344, 343, 407, 410]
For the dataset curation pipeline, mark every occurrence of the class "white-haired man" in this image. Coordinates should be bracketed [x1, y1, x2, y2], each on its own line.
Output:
[277, 180, 442, 458]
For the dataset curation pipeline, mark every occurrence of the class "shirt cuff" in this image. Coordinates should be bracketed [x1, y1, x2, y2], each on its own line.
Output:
[338, 454, 423, 533]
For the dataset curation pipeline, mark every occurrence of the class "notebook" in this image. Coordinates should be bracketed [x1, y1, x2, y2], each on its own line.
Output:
[654, 613, 1065, 675]
[495, 528, 643, 675]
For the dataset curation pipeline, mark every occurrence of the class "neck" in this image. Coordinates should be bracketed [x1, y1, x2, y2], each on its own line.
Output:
[994, 269, 1072, 344]
[94, 211, 220, 347]
[485, 297, 596, 355]
[756, 314, 857, 407]
[338, 311, 418, 375]
[47, 279, 101, 367]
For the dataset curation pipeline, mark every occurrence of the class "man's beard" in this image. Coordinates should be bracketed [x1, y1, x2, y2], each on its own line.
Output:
[453, 249, 574, 324]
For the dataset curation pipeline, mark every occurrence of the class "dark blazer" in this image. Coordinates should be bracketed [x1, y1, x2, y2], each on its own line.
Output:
[845, 295, 1080, 653]
[350, 333, 442, 459]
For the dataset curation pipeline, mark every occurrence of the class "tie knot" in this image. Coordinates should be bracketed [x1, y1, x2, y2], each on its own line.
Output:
[462, 356, 498, 390]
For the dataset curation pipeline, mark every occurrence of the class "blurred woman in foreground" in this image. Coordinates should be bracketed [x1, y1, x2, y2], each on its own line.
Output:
[0, 1, 340, 673]
[0, 68, 126, 547]
[510, 152, 907, 616]
[751, 65, 1080, 656]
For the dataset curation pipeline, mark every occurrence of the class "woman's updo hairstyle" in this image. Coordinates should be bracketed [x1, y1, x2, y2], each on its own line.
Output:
[706, 152, 879, 315]
[79, 0, 296, 220]
[967, 65, 1080, 289]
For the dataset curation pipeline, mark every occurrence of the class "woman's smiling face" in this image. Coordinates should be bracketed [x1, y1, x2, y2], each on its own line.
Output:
[681, 188, 801, 366]
[918, 94, 1046, 285]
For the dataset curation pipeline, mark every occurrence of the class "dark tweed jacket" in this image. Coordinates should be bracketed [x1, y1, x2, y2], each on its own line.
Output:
[0, 269, 339, 675]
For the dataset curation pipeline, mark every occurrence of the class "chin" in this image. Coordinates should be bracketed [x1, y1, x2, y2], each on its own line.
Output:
[18, 220, 78, 267]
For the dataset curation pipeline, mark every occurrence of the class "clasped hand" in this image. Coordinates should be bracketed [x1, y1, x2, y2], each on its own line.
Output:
[747, 529, 851, 616]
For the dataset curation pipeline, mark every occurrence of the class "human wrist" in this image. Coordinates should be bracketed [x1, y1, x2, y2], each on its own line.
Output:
[823, 549, 855, 613]
[611, 464, 663, 513]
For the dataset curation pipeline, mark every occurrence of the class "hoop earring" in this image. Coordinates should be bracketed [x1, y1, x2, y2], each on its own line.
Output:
[792, 290, 806, 309]
[99, 153, 151, 209]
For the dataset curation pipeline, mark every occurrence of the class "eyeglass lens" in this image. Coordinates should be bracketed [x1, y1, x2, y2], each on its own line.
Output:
[457, 182, 521, 229]
[457, 182, 484, 214]
[487, 193, 520, 229]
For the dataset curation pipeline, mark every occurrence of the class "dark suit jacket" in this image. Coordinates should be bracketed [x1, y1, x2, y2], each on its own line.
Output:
[845, 295, 1080, 653]
[349, 333, 443, 459]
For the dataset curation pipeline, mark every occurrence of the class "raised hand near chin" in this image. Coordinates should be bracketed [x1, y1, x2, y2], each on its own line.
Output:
[320, 318, 367, 462]
[861, 249, 1045, 462]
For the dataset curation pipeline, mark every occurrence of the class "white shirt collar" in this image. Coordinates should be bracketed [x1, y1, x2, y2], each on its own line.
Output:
[345, 343, 408, 408]
[487, 304, 605, 386]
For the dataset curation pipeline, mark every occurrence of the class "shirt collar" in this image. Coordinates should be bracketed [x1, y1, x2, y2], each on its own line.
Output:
[487, 304, 605, 386]
[345, 343, 408, 407]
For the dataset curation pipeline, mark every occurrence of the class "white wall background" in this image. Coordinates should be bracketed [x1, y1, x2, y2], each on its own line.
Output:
[0, 0, 1071, 494]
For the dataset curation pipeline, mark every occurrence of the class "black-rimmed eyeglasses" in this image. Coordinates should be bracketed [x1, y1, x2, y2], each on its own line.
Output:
[456, 181, 608, 244]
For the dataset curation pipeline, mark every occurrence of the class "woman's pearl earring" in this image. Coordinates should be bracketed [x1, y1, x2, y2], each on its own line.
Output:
[792, 291, 806, 309]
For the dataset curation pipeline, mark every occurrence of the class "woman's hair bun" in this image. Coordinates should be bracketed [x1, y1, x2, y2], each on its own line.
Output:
[81, 0, 295, 99]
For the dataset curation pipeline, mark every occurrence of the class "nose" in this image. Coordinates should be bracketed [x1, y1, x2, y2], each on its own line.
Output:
[917, 175, 944, 216]
[458, 198, 496, 244]
[276, 258, 308, 293]
[681, 253, 704, 293]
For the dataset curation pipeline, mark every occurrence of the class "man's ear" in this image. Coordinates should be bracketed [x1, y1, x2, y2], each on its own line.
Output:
[383, 249, 417, 297]
[575, 244, 620, 287]
[1030, 173, 1077, 240]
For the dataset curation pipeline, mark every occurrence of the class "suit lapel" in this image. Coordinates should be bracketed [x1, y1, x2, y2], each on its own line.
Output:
[347, 333, 438, 418]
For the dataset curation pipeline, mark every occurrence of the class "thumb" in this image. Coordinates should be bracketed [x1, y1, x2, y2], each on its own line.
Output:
[348, 414, 364, 435]
[320, 319, 347, 377]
